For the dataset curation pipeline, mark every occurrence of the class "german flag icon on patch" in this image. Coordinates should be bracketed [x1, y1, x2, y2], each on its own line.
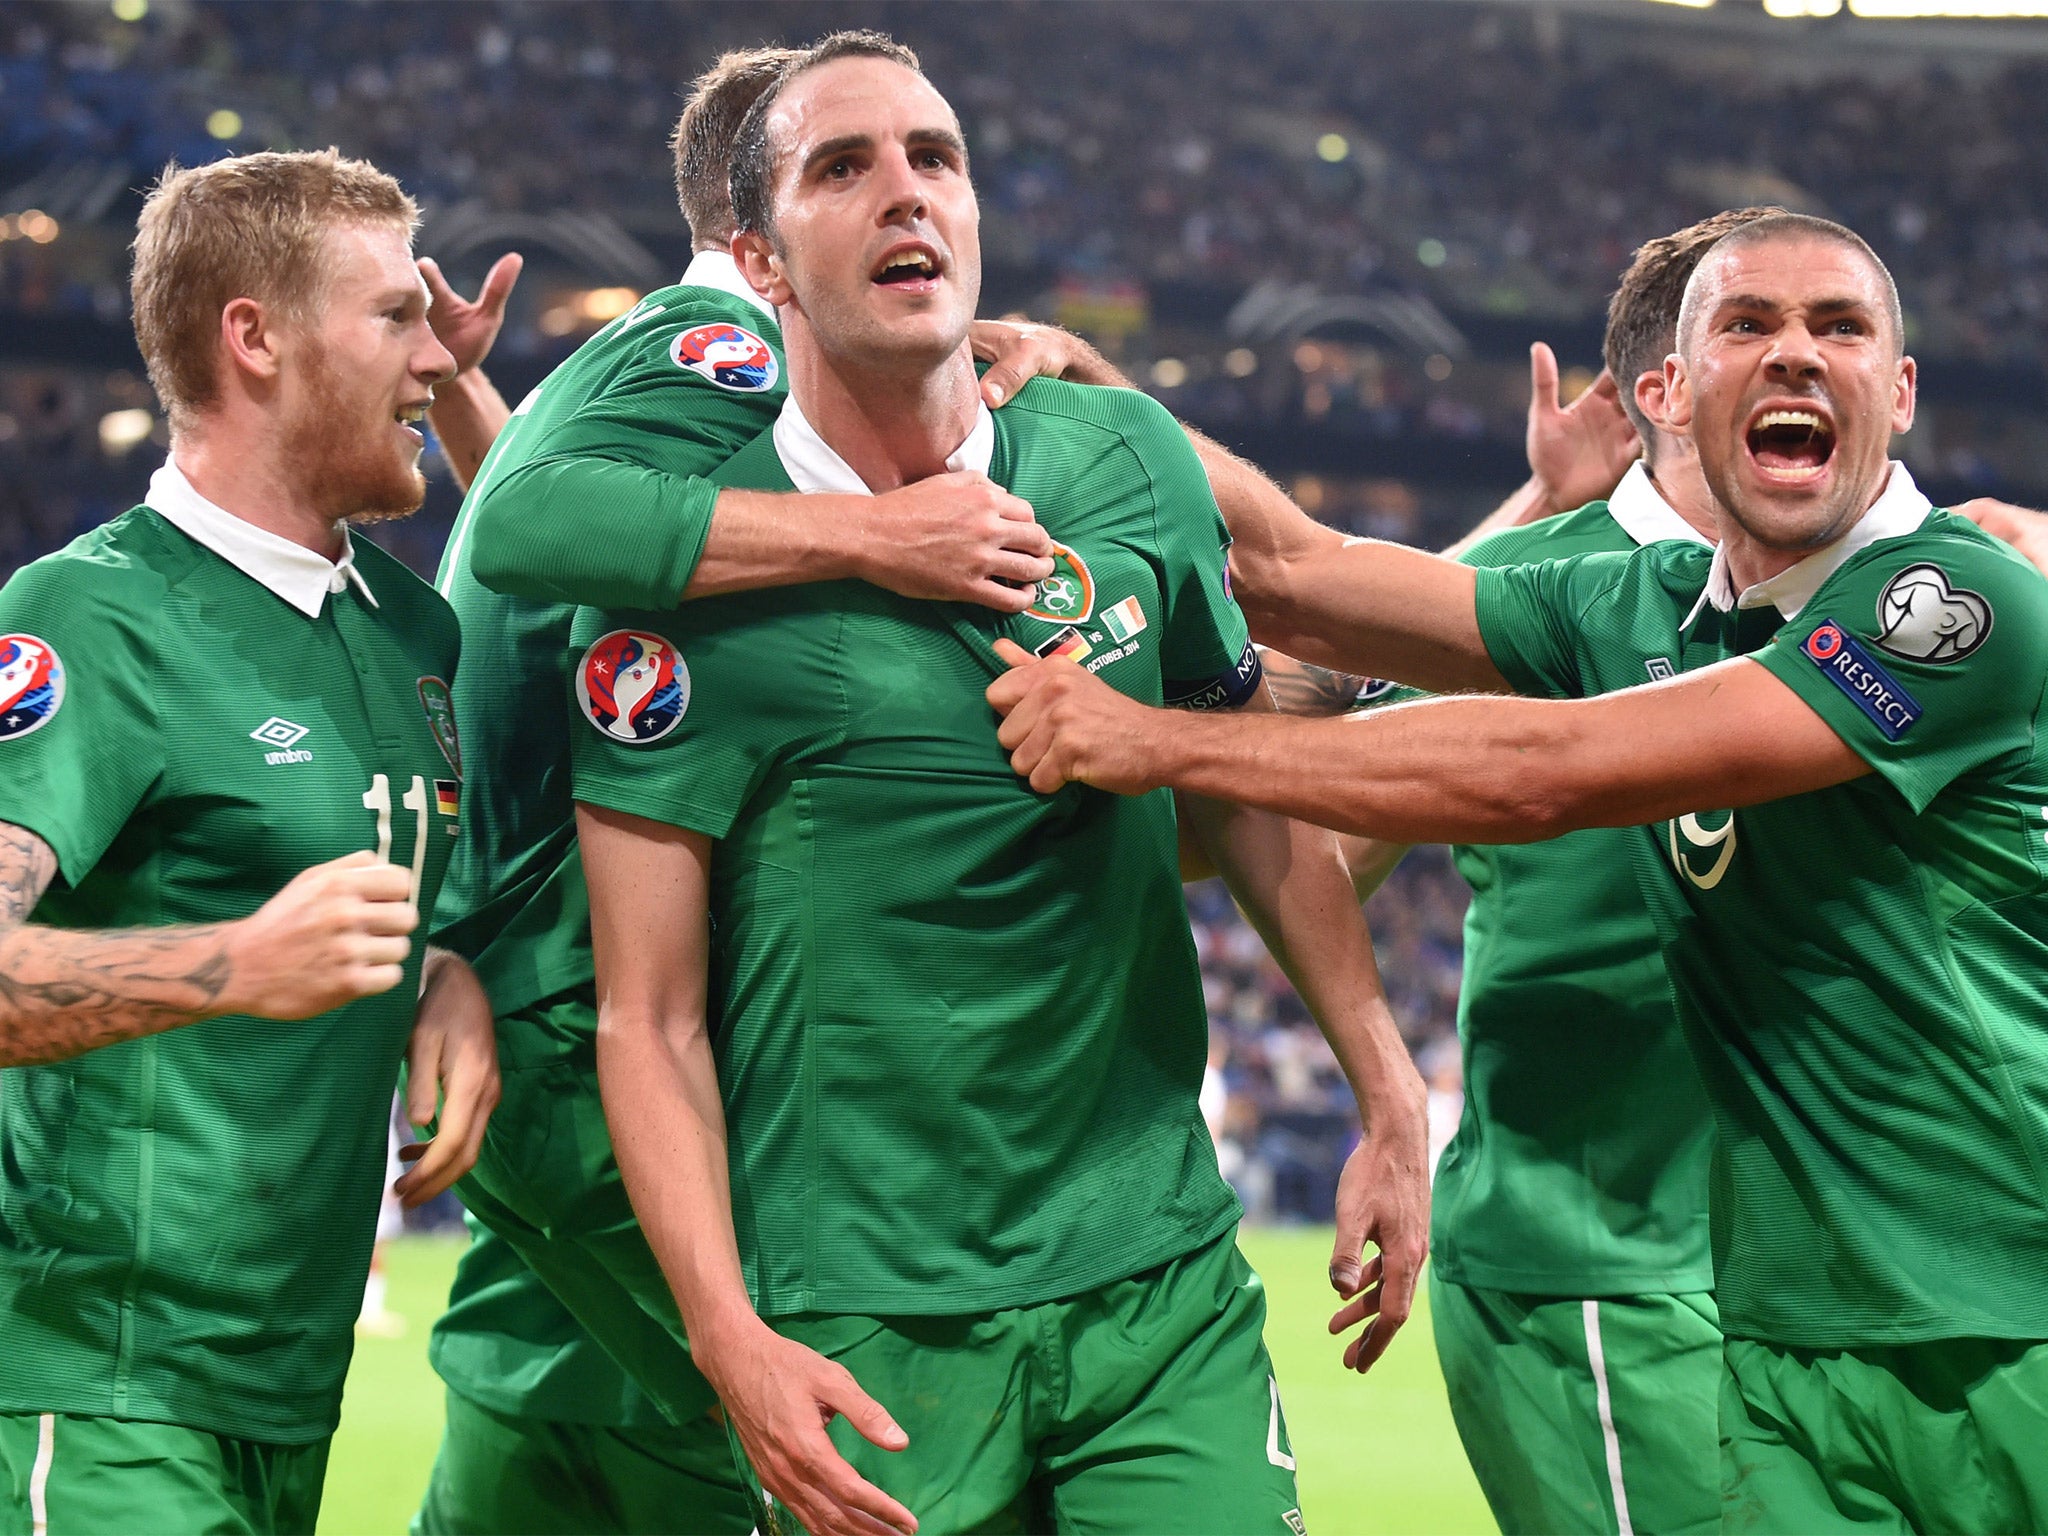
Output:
[1033, 626, 1093, 664]
[434, 779, 460, 817]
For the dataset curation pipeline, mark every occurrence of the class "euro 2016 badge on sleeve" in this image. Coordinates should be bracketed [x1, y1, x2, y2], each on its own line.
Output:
[0, 634, 63, 741]
[1025, 544, 1096, 624]
[670, 323, 778, 393]
[578, 631, 691, 744]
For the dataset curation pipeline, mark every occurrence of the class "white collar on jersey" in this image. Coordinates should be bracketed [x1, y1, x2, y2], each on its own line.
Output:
[1683, 460, 1933, 628]
[772, 392, 995, 496]
[678, 249, 778, 325]
[1605, 461, 1714, 550]
[145, 456, 379, 618]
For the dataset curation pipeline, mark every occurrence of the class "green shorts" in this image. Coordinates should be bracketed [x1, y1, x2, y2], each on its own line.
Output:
[736, 1228, 1302, 1535]
[410, 1385, 751, 1536]
[459, 990, 717, 1426]
[0, 1412, 329, 1536]
[1720, 1333, 2048, 1534]
[1431, 1274, 1721, 1536]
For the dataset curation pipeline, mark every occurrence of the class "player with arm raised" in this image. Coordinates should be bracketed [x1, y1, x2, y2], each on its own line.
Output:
[571, 32, 1424, 1536]
[993, 212, 2048, 1533]
[0, 151, 497, 1536]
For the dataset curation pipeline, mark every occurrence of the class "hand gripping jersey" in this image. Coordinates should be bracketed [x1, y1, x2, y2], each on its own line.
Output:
[432, 257, 786, 1024]
[570, 379, 1263, 1315]
[0, 499, 461, 1442]
[1421, 489, 1715, 1298]
[1475, 466, 2048, 1348]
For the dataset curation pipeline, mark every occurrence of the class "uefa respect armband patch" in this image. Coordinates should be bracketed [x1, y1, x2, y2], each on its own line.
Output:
[1801, 619, 1921, 741]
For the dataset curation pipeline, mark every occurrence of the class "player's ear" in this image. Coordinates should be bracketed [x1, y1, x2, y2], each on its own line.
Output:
[1635, 368, 1674, 435]
[730, 230, 790, 308]
[219, 296, 285, 386]
[1661, 353, 1694, 431]
[1891, 353, 1916, 436]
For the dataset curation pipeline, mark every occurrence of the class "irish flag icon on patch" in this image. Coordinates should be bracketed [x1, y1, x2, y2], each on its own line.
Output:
[1102, 596, 1147, 643]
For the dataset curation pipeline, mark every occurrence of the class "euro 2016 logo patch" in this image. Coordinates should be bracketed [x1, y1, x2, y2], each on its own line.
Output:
[1802, 619, 1921, 741]
[0, 634, 62, 741]
[578, 630, 690, 744]
[1025, 544, 1095, 624]
[1875, 563, 1992, 664]
[669, 323, 778, 392]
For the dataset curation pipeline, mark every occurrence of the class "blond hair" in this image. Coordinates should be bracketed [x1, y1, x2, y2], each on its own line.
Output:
[671, 47, 805, 248]
[131, 149, 418, 427]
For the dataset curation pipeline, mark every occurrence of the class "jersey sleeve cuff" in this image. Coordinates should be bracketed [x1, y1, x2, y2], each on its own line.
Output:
[570, 782, 739, 841]
[1472, 567, 1560, 699]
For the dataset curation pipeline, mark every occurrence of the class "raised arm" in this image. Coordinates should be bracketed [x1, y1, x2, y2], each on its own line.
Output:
[420, 254, 520, 491]
[0, 829, 417, 1068]
[1176, 689, 1427, 1376]
[991, 654, 1868, 846]
[577, 804, 916, 1536]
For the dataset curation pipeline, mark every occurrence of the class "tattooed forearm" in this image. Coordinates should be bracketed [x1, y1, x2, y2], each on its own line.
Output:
[1258, 647, 1379, 718]
[0, 821, 237, 1067]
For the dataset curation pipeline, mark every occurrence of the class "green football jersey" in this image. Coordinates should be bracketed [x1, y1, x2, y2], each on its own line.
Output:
[429, 1217, 666, 1428]
[569, 380, 1261, 1317]
[1474, 465, 2048, 1348]
[1428, 478, 1715, 1296]
[0, 471, 462, 1442]
[433, 255, 786, 1022]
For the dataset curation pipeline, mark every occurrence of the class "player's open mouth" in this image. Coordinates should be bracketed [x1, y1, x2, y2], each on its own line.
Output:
[395, 402, 429, 441]
[1745, 405, 1835, 485]
[871, 243, 941, 290]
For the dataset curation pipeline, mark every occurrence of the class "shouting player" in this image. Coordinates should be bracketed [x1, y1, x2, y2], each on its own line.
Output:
[0, 151, 498, 1536]
[993, 212, 2048, 1533]
[569, 30, 1425, 1536]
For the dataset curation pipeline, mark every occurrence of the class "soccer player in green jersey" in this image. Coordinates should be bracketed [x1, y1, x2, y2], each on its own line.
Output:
[995, 211, 2048, 1532]
[1258, 213, 1770, 1536]
[0, 150, 499, 1536]
[422, 44, 1131, 1533]
[569, 32, 1425, 1536]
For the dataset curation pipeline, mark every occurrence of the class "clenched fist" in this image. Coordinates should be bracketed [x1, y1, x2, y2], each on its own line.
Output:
[222, 851, 418, 1019]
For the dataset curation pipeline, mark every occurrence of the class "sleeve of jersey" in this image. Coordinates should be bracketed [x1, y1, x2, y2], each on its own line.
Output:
[1754, 541, 2048, 813]
[1471, 558, 1594, 701]
[464, 356, 772, 612]
[0, 564, 163, 885]
[565, 603, 833, 840]
[1135, 410, 1262, 710]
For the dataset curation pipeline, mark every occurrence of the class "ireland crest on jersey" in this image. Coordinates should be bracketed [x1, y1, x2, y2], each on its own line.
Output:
[1025, 544, 1095, 624]
[418, 676, 462, 777]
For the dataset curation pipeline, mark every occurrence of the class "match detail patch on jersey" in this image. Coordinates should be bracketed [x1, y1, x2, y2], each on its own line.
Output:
[418, 676, 462, 777]
[0, 634, 63, 741]
[1025, 544, 1095, 624]
[1875, 563, 1992, 664]
[1034, 626, 1093, 664]
[1803, 619, 1920, 740]
[578, 630, 691, 744]
[669, 323, 778, 393]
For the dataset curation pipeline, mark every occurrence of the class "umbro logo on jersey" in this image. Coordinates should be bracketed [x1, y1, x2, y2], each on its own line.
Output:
[0, 634, 63, 741]
[251, 717, 313, 765]
[1646, 657, 1675, 681]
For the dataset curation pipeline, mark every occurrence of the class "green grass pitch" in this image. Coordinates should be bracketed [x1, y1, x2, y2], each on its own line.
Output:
[318, 1229, 1494, 1534]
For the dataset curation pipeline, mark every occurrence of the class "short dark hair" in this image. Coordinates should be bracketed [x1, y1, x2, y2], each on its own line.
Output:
[671, 47, 803, 248]
[729, 30, 925, 241]
[1604, 207, 1783, 443]
[1675, 211, 1904, 361]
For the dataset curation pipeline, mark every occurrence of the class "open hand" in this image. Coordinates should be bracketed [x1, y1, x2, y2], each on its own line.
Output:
[419, 252, 523, 377]
[707, 1321, 917, 1536]
[1525, 343, 1640, 520]
[1326, 1073, 1430, 1374]
[395, 949, 500, 1207]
